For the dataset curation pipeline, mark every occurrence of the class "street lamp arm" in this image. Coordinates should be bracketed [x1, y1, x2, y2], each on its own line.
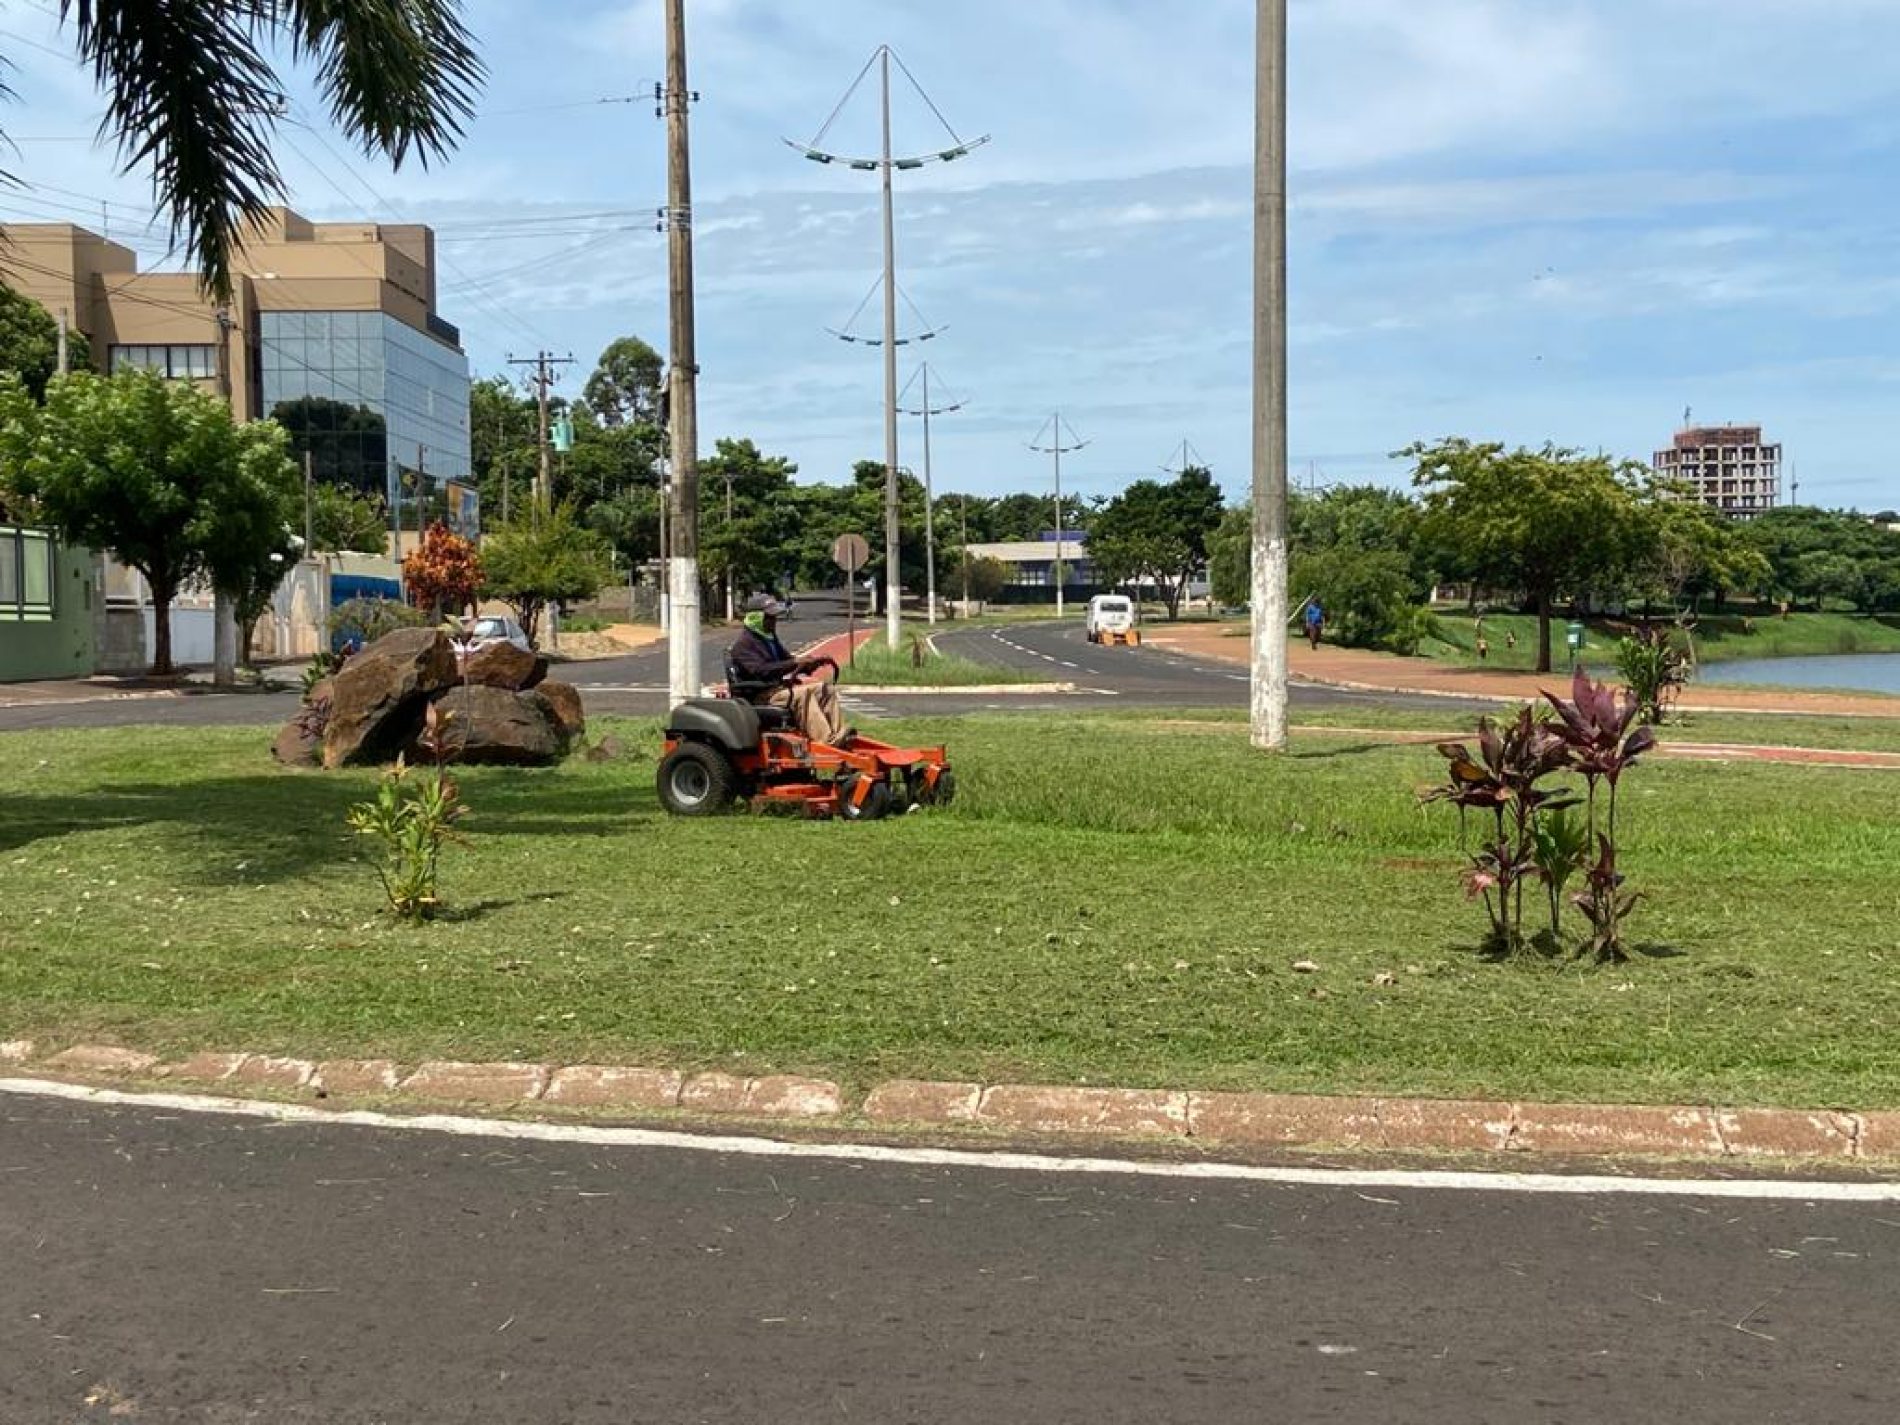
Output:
[783, 133, 991, 169]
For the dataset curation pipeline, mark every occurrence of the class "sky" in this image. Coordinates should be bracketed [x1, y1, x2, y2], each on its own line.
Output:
[3, 0, 1900, 511]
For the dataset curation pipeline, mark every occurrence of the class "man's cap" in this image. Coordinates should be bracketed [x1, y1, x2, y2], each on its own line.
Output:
[744, 593, 790, 617]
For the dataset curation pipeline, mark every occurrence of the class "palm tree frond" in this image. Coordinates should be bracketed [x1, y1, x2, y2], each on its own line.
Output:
[63, 0, 284, 298]
[279, 0, 483, 167]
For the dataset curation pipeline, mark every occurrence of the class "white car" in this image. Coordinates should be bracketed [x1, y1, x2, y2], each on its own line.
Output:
[461, 614, 532, 657]
[1085, 594, 1140, 646]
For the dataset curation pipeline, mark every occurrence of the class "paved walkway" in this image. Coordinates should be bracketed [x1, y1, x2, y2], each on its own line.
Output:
[1149, 624, 1900, 718]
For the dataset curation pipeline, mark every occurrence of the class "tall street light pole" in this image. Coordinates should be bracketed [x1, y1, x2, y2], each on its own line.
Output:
[901, 362, 966, 626]
[791, 47, 987, 648]
[1030, 414, 1088, 620]
[663, 0, 702, 704]
[1249, 0, 1290, 752]
[878, 48, 902, 648]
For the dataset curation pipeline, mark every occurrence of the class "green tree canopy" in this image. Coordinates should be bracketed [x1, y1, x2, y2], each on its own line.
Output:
[479, 502, 612, 647]
[308, 482, 390, 555]
[0, 368, 295, 673]
[1409, 439, 1647, 671]
[583, 336, 664, 428]
[0, 287, 91, 401]
[1086, 465, 1223, 619]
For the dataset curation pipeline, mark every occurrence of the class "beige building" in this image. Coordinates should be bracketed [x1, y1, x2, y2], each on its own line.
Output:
[1654, 424, 1781, 521]
[0, 206, 471, 506]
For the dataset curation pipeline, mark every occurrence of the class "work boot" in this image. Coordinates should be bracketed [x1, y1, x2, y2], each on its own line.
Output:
[835, 726, 858, 746]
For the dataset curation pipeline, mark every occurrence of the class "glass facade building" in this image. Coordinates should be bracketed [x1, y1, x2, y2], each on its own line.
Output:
[259, 310, 470, 505]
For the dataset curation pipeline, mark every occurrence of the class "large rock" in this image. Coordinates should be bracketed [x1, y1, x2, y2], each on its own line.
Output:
[535, 680, 586, 742]
[322, 629, 459, 768]
[421, 684, 567, 766]
[461, 642, 547, 692]
[270, 681, 331, 767]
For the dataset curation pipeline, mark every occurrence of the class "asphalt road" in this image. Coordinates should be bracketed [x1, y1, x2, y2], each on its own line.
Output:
[2, 1087, 1895, 1424]
[1, 603, 1480, 732]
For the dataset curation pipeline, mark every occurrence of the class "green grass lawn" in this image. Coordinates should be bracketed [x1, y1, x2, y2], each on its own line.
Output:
[2, 714, 1897, 1109]
[1424, 608, 1900, 671]
[837, 637, 1043, 686]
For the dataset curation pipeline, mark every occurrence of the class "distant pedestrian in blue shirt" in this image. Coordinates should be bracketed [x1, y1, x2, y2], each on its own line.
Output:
[1303, 599, 1324, 650]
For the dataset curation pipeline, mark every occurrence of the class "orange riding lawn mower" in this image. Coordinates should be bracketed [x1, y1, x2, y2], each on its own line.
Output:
[656, 657, 955, 820]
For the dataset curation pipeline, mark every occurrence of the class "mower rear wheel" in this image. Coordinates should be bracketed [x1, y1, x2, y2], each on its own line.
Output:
[657, 742, 738, 816]
[912, 766, 957, 808]
[836, 771, 892, 822]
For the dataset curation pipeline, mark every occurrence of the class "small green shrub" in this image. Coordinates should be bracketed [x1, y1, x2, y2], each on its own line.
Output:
[1615, 627, 1690, 725]
[345, 704, 469, 922]
[328, 596, 425, 650]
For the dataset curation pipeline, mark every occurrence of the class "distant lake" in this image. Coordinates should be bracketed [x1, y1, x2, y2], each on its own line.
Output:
[1700, 653, 1900, 695]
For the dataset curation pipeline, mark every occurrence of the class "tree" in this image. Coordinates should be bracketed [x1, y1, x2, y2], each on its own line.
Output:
[0, 287, 90, 401]
[479, 503, 612, 648]
[1207, 504, 1252, 608]
[0, 368, 289, 674]
[582, 336, 665, 428]
[16, 3, 482, 297]
[194, 419, 301, 666]
[1409, 440, 1645, 671]
[949, 552, 1011, 603]
[308, 482, 390, 554]
[470, 374, 538, 524]
[1087, 466, 1224, 618]
[402, 521, 483, 617]
[1292, 546, 1423, 652]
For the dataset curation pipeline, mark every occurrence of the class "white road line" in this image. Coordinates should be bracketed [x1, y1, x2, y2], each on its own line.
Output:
[4, 1079, 1894, 1202]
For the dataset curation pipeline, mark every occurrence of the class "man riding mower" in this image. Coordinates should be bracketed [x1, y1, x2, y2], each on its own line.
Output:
[655, 593, 955, 820]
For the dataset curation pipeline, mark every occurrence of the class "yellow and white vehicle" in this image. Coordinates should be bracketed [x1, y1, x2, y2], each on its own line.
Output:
[1085, 594, 1140, 646]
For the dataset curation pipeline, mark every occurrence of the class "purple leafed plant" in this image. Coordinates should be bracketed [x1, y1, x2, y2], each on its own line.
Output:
[1423, 704, 1577, 958]
[1542, 667, 1656, 962]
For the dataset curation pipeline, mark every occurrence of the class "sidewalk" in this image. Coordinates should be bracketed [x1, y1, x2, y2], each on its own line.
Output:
[1149, 624, 1900, 718]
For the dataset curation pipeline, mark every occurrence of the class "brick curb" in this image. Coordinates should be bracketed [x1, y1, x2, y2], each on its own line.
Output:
[2, 1038, 1890, 1164]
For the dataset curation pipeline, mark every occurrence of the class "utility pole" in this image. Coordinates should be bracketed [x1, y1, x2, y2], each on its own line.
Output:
[415, 444, 427, 545]
[507, 350, 575, 511]
[1250, 0, 1290, 752]
[303, 449, 314, 555]
[901, 363, 966, 625]
[1030, 413, 1088, 619]
[792, 47, 987, 649]
[662, 0, 702, 703]
[55, 308, 68, 375]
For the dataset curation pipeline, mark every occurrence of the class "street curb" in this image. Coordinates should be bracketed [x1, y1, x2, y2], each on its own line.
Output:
[3, 1038, 1891, 1165]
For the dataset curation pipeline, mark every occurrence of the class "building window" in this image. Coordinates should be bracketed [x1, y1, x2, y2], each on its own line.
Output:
[109, 344, 218, 379]
[0, 526, 57, 621]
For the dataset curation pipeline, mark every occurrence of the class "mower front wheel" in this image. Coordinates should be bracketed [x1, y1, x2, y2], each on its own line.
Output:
[836, 771, 892, 822]
[657, 741, 738, 816]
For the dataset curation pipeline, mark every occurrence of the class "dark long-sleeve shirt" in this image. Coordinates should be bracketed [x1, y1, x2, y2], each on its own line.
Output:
[729, 626, 800, 695]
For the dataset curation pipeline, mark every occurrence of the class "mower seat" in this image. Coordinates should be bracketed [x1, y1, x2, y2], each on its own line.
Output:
[725, 658, 795, 731]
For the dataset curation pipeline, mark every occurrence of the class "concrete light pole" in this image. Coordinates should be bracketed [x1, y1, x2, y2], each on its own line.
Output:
[791, 47, 987, 649]
[901, 363, 965, 625]
[1030, 413, 1088, 620]
[663, 0, 702, 703]
[1249, 0, 1290, 752]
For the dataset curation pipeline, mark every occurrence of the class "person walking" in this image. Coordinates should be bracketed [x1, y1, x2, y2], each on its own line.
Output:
[1302, 598, 1325, 650]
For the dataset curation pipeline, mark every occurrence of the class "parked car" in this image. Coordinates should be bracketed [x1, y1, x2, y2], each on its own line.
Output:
[461, 614, 532, 658]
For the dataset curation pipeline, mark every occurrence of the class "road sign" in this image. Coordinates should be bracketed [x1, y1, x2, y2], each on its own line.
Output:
[831, 533, 869, 571]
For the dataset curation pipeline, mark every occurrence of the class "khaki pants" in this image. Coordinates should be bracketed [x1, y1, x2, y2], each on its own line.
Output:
[767, 682, 846, 743]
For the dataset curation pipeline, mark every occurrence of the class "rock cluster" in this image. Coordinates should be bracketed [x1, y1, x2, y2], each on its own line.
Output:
[271, 628, 585, 768]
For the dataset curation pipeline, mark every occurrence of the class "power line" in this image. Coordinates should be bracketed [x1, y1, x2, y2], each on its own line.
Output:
[280, 111, 552, 350]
